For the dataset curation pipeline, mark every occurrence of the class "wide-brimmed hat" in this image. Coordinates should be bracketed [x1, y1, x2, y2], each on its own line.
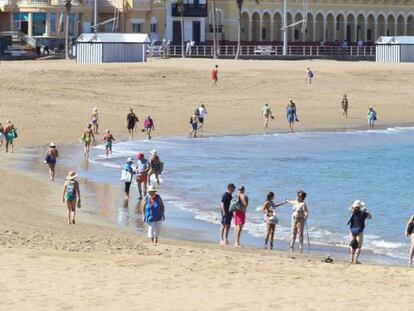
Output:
[66, 171, 78, 180]
[151, 150, 157, 156]
[126, 157, 133, 163]
[351, 200, 365, 209]
[50, 142, 56, 148]
[147, 185, 158, 193]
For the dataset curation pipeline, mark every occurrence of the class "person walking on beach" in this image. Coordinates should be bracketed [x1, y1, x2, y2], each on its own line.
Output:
[44, 143, 59, 181]
[90, 107, 99, 134]
[81, 124, 95, 158]
[287, 100, 298, 133]
[103, 129, 115, 158]
[211, 65, 219, 86]
[306, 67, 314, 84]
[121, 158, 135, 199]
[148, 150, 162, 186]
[143, 115, 154, 140]
[126, 109, 139, 140]
[4, 120, 17, 153]
[189, 113, 199, 138]
[341, 94, 349, 118]
[0, 123, 4, 149]
[367, 106, 377, 130]
[136, 152, 149, 200]
[198, 104, 207, 131]
[62, 171, 81, 224]
[141, 185, 165, 245]
[287, 190, 309, 253]
[262, 192, 287, 250]
[220, 183, 236, 246]
[405, 215, 414, 267]
[348, 200, 372, 264]
[231, 186, 249, 248]
[262, 103, 274, 129]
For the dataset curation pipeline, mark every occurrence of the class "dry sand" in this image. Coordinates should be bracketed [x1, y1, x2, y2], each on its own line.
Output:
[0, 58, 414, 310]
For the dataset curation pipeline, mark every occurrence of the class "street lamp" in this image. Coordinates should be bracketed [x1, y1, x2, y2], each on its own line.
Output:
[65, 0, 72, 60]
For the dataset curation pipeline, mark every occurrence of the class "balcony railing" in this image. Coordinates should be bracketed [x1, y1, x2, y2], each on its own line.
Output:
[172, 3, 207, 17]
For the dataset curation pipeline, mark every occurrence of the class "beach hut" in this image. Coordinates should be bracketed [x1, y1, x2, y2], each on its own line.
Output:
[76, 33, 151, 64]
[375, 36, 414, 63]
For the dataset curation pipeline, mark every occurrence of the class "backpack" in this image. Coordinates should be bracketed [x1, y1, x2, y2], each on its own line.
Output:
[309, 71, 314, 78]
[229, 195, 241, 213]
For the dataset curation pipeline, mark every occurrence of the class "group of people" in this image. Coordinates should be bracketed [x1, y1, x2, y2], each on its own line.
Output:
[0, 120, 17, 153]
[189, 104, 208, 138]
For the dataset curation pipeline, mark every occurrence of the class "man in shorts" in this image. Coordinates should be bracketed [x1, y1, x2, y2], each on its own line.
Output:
[126, 109, 139, 140]
[220, 183, 236, 245]
[136, 152, 149, 199]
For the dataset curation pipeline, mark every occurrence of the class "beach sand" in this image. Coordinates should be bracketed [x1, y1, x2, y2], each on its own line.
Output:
[1, 59, 414, 310]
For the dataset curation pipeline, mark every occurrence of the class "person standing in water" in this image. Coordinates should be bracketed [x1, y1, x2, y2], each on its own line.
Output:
[103, 129, 115, 158]
[287, 190, 309, 253]
[81, 124, 95, 158]
[141, 185, 165, 245]
[211, 64, 219, 86]
[143, 116, 154, 140]
[232, 186, 249, 248]
[341, 94, 349, 118]
[306, 67, 314, 84]
[287, 100, 298, 133]
[126, 109, 139, 140]
[136, 152, 150, 200]
[220, 183, 236, 246]
[45, 142, 59, 181]
[0, 123, 4, 149]
[198, 104, 207, 131]
[122, 158, 135, 199]
[4, 120, 16, 153]
[262, 103, 274, 129]
[189, 113, 199, 138]
[62, 171, 81, 224]
[367, 106, 377, 130]
[148, 150, 162, 186]
[262, 192, 287, 250]
[406, 215, 414, 267]
[348, 200, 372, 264]
[90, 108, 99, 134]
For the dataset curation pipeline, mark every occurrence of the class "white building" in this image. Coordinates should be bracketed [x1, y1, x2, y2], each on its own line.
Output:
[376, 36, 414, 63]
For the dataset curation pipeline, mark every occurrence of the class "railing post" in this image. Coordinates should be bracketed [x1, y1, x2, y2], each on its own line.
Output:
[317, 46, 319, 56]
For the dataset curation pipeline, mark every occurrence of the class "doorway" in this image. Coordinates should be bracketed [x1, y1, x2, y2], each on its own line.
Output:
[173, 20, 181, 43]
[192, 21, 200, 44]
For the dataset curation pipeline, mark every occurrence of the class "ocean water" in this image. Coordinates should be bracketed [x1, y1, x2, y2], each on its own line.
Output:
[66, 127, 414, 261]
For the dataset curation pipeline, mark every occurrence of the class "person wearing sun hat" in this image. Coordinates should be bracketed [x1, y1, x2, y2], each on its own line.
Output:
[148, 149, 163, 186]
[140, 185, 165, 244]
[45, 142, 59, 181]
[122, 158, 135, 199]
[348, 200, 372, 264]
[62, 171, 81, 225]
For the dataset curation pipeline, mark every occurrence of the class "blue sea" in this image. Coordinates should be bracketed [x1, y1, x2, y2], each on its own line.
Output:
[58, 127, 414, 262]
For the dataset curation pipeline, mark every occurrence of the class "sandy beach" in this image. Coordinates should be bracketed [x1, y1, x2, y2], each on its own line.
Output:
[1, 58, 414, 310]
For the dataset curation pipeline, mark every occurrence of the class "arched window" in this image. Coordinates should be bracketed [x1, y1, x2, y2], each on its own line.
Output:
[151, 16, 158, 33]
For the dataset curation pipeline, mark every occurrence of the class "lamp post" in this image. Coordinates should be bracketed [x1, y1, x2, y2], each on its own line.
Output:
[65, 0, 72, 60]
[175, 0, 185, 58]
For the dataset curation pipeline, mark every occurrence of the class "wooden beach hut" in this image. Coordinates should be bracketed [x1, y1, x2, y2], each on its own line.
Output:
[76, 33, 151, 64]
[375, 36, 414, 63]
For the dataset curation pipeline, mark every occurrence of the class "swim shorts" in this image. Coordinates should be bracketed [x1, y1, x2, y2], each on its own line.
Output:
[221, 212, 232, 225]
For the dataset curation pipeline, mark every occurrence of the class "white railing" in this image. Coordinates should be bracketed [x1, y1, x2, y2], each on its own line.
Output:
[0, 30, 37, 48]
[162, 45, 376, 58]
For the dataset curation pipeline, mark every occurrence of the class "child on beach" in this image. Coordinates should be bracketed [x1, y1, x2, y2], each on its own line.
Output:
[262, 192, 288, 250]
[230, 186, 248, 248]
[367, 106, 377, 130]
[306, 67, 314, 84]
[103, 129, 115, 158]
[141, 185, 165, 245]
[62, 171, 81, 225]
[143, 116, 154, 140]
[220, 183, 236, 246]
[189, 114, 199, 138]
[81, 124, 95, 158]
[44, 142, 59, 181]
[211, 65, 219, 85]
[90, 108, 99, 134]
[262, 103, 274, 129]
[287, 191, 308, 253]
[405, 215, 414, 267]
[348, 200, 372, 264]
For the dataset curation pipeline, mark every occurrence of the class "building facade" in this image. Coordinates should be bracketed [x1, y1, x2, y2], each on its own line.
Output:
[207, 0, 414, 44]
[0, 0, 165, 41]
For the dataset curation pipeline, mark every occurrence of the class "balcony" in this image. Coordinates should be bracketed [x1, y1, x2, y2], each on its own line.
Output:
[172, 3, 207, 18]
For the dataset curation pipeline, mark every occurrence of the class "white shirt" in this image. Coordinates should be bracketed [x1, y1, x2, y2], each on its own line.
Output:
[198, 107, 206, 118]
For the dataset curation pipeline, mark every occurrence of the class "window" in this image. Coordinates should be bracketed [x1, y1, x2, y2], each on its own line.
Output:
[151, 23, 157, 33]
[50, 13, 56, 33]
[367, 29, 372, 41]
[262, 28, 266, 40]
[132, 23, 142, 33]
[294, 29, 299, 40]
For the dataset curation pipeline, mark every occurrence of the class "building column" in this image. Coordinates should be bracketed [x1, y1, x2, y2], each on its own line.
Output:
[312, 21, 316, 41]
[364, 21, 368, 41]
[404, 22, 407, 35]
[28, 12, 33, 36]
[394, 21, 397, 35]
[354, 23, 358, 42]
[45, 12, 50, 36]
[270, 20, 274, 41]
[248, 18, 252, 41]
[323, 19, 327, 41]
[333, 19, 337, 41]
[259, 17, 263, 41]
[374, 21, 377, 40]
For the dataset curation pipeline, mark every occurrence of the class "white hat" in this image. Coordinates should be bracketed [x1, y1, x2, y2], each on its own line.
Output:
[350, 200, 366, 210]
[66, 171, 78, 180]
[93, 107, 98, 112]
[50, 142, 56, 147]
[147, 185, 158, 193]
[126, 157, 133, 163]
[151, 149, 157, 156]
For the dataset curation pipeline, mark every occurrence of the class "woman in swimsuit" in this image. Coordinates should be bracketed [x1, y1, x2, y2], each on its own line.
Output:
[148, 150, 162, 186]
[286, 100, 298, 133]
[45, 142, 59, 181]
[62, 171, 81, 224]
[81, 124, 95, 158]
[406, 215, 414, 267]
[287, 190, 309, 253]
[262, 192, 287, 249]
[90, 108, 99, 134]
[348, 200, 372, 264]
[103, 129, 115, 158]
